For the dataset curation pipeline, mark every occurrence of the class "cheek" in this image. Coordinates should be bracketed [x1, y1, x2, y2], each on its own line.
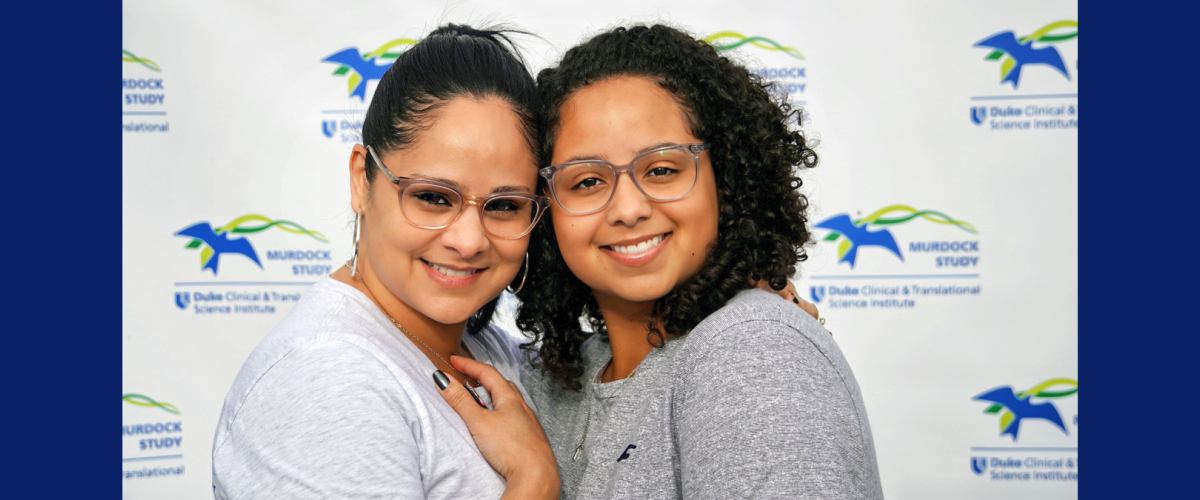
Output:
[496, 239, 530, 265]
[551, 213, 595, 266]
[366, 202, 429, 258]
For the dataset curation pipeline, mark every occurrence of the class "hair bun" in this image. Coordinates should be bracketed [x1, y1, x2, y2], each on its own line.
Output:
[429, 23, 497, 42]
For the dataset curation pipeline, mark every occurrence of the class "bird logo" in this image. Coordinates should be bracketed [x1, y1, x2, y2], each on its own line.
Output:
[814, 205, 977, 268]
[815, 215, 902, 268]
[975, 21, 1077, 88]
[175, 214, 328, 275]
[322, 39, 417, 100]
[974, 378, 1077, 441]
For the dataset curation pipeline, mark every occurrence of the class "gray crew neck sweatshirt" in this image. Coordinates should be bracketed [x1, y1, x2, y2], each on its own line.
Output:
[522, 289, 883, 499]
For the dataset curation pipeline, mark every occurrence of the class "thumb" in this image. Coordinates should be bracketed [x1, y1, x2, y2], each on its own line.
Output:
[433, 370, 487, 418]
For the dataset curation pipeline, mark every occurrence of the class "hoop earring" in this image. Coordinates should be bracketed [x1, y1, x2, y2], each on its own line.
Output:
[507, 252, 529, 294]
[350, 210, 361, 277]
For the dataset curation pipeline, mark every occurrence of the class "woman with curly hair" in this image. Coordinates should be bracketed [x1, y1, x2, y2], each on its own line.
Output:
[442, 24, 882, 499]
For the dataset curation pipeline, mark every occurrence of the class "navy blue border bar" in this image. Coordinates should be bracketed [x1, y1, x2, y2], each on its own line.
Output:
[3, 1, 119, 497]
[1082, 2, 1192, 498]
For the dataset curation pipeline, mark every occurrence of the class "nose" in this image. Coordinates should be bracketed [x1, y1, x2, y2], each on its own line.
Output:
[605, 172, 653, 227]
[440, 203, 491, 259]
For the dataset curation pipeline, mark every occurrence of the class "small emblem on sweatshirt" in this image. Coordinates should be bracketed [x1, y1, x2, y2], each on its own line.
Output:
[617, 444, 637, 462]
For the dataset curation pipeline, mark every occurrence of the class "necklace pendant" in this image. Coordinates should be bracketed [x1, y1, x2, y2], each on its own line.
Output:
[573, 444, 583, 462]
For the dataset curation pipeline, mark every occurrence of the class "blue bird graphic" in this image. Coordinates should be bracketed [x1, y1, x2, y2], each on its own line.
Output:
[973, 387, 1067, 440]
[175, 222, 262, 275]
[322, 48, 393, 100]
[814, 215, 903, 268]
[974, 32, 1070, 88]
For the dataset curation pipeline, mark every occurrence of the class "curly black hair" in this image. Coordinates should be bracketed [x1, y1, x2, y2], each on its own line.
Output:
[515, 24, 818, 391]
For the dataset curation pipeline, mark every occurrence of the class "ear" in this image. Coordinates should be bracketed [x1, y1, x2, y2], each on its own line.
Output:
[349, 144, 370, 214]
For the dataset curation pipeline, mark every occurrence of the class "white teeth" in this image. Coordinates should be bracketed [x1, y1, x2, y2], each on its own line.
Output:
[611, 235, 664, 255]
[429, 263, 475, 277]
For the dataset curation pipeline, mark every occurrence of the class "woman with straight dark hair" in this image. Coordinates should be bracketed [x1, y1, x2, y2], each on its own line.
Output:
[211, 24, 558, 499]
[445, 24, 882, 499]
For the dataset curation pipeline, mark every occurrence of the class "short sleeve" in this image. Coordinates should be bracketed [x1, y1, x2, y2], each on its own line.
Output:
[674, 313, 880, 499]
[212, 341, 426, 499]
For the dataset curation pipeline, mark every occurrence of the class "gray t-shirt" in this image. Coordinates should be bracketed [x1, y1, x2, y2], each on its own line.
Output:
[211, 277, 535, 499]
[522, 289, 883, 499]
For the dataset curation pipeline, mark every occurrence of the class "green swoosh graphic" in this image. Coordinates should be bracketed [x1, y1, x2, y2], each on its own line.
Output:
[984, 20, 1078, 61]
[214, 214, 329, 243]
[123, 393, 181, 414]
[822, 205, 978, 244]
[337, 38, 418, 95]
[122, 49, 161, 72]
[704, 32, 806, 60]
[365, 38, 418, 60]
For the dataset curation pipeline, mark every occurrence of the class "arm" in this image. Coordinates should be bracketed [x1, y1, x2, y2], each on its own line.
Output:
[212, 342, 425, 499]
[675, 315, 879, 499]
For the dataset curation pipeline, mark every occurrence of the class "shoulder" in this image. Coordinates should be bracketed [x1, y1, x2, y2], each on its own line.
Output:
[672, 289, 866, 423]
[669, 290, 882, 497]
[211, 339, 435, 498]
[219, 339, 416, 432]
[215, 306, 425, 453]
[676, 288, 839, 371]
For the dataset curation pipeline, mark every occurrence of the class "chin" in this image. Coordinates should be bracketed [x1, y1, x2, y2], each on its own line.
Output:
[422, 304, 483, 325]
[412, 294, 493, 325]
[605, 281, 676, 304]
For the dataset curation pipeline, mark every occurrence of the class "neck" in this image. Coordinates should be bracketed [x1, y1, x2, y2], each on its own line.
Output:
[332, 263, 469, 383]
[593, 292, 660, 383]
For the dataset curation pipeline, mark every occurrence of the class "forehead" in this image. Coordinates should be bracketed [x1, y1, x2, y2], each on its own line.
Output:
[553, 76, 696, 164]
[385, 96, 538, 192]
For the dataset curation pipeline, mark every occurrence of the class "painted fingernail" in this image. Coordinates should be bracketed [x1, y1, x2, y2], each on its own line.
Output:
[792, 296, 800, 304]
[466, 383, 488, 408]
[433, 370, 450, 390]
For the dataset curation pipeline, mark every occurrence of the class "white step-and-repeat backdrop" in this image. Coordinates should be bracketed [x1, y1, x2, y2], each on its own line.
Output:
[123, 1, 1077, 497]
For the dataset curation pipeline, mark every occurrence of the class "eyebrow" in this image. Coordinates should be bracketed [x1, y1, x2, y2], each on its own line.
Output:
[407, 174, 533, 194]
[562, 142, 681, 164]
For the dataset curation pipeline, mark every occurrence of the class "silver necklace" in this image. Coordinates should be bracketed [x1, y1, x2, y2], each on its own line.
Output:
[383, 312, 478, 387]
[573, 360, 637, 461]
[354, 269, 478, 387]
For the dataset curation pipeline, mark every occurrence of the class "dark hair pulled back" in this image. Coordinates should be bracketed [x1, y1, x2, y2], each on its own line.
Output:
[516, 24, 818, 390]
[361, 23, 538, 334]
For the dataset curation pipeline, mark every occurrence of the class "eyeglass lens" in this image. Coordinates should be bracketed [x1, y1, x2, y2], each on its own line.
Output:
[551, 147, 698, 213]
[400, 183, 540, 237]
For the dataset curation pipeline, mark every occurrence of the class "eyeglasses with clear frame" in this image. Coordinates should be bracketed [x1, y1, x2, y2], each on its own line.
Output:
[539, 143, 711, 215]
[366, 145, 550, 239]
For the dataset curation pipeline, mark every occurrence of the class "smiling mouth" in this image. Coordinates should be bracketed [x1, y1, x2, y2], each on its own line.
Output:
[603, 233, 668, 255]
[423, 260, 484, 277]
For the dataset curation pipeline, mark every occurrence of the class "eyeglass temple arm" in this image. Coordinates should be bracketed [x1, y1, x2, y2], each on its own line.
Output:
[366, 145, 403, 184]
